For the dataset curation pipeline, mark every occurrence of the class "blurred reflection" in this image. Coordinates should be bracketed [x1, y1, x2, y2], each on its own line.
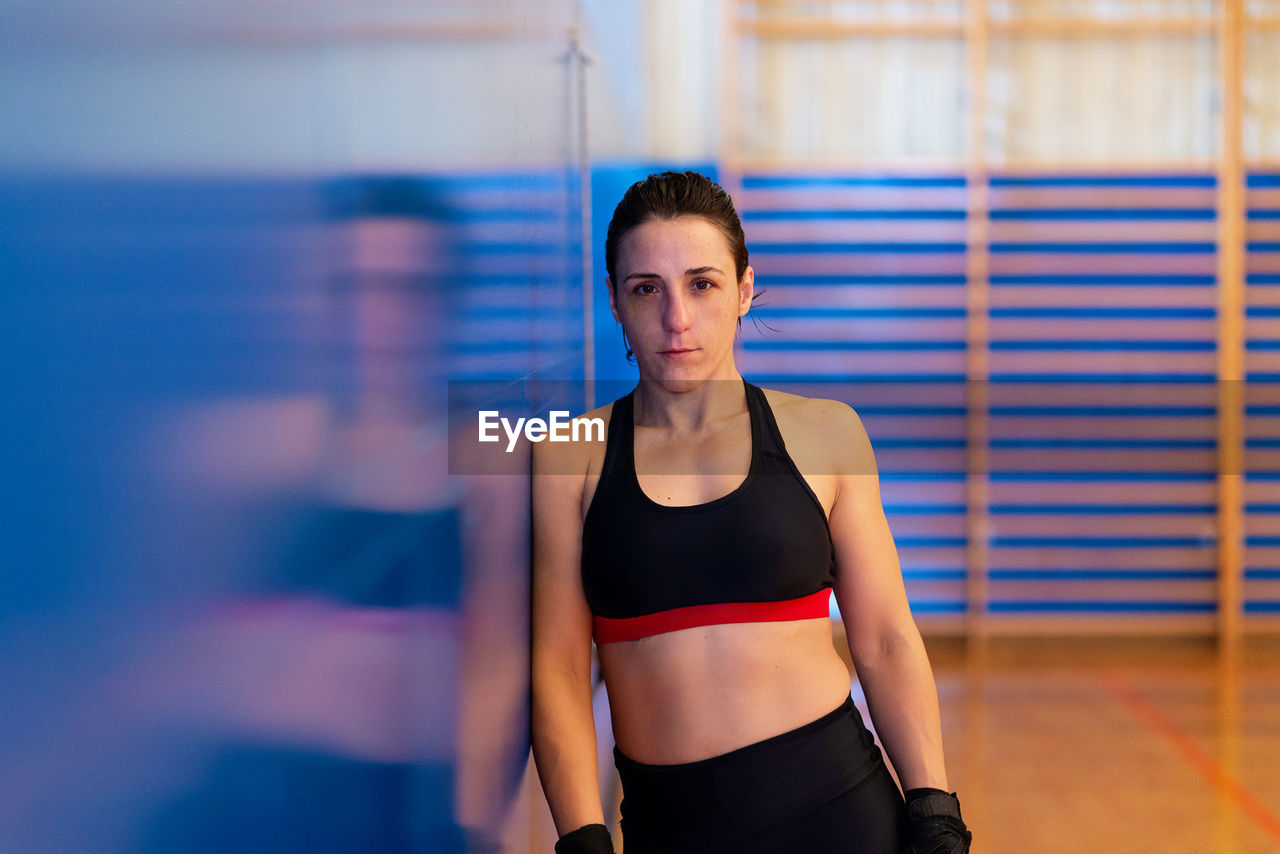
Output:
[131, 178, 527, 853]
[0, 171, 532, 853]
[134, 179, 458, 852]
[1, 1, 568, 851]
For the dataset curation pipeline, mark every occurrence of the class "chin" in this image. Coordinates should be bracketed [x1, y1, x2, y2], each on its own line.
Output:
[638, 348, 738, 392]
[655, 377, 703, 394]
[644, 368, 716, 395]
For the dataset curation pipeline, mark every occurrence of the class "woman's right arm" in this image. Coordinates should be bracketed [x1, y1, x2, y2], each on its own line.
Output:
[530, 437, 607, 839]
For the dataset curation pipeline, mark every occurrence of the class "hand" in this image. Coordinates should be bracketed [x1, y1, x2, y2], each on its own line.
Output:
[554, 823, 615, 854]
[903, 788, 971, 854]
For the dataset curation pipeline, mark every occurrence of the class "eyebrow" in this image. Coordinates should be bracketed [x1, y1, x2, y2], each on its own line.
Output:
[623, 266, 726, 283]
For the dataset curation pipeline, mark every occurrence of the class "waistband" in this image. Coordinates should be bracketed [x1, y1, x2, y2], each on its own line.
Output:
[613, 694, 884, 845]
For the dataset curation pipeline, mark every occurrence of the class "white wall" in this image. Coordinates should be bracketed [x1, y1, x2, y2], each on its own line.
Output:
[6, 0, 1275, 174]
[582, 0, 724, 163]
[0, 0, 583, 174]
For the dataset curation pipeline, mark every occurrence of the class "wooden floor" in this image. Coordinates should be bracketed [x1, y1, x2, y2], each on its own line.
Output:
[511, 633, 1280, 853]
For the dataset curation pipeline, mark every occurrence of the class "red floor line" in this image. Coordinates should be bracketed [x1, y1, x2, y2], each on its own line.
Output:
[1097, 670, 1280, 847]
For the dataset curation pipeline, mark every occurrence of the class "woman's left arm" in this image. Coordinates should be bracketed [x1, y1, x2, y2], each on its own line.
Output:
[819, 401, 949, 792]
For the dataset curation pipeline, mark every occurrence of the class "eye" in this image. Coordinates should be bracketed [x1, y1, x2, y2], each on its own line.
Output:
[692, 279, 715, 291]
[633, 282, 658, 295]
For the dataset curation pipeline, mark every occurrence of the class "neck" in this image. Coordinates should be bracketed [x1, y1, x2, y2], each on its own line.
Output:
[633, 371, 746, 434]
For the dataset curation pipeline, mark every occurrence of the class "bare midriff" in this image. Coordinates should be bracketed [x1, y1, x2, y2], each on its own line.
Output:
[597, 616, 854, 765]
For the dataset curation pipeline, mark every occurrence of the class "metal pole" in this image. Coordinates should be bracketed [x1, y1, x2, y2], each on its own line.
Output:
[566, 6, 595, 411]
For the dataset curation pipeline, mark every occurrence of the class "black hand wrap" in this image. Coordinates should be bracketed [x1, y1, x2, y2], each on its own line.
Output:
[554, 823, 615, 854]
[903, 787, 972, 854]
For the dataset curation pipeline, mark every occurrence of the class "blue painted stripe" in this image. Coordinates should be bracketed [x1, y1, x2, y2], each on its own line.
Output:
[991, 536, 1212, 547]
[990, 471, 1214, 482]
[989, 373, 1217, 383]
[990, 438, 1215, 449]
[742, 175, 966, 189]
[1246, 372, 1280, 381]
[990, 241, 1214, 253]
[1244, 602, 1280, 613]
[744, 340, 965, 351]
[988, 600, 1215, 613]
[884, 503, 968, 514]
[902, 569, 968, 580]
[456, 207, 561, 223]
[1247, 210, 1280, 220]
[990, 503, 1215, 514]
[415, 172, 567, 192]
[897, 536, 969, 547]
[459, 306, 550, 320]
[880, 471, 968, 482]
[990, 274, 1214, 286]
[1246, 341, 1280, 351]
[990, 307, 1213, 319]
[1245, 536, 1280, 546]
[1246, 569, 1280, 579]
[1248, 274, 1280, 284]
[989, 208, 1215, 220]
[760, 274, 967, 286]
[1246, 504, 1280, 513]
[1246, 406, 1280, 416]
[753, 241, 967, 253]
[747, 373, 969, 383]
[989, 340, 1213, 352]
[875, 439, 967, 449]
[470, 273, 568, 286]
[754, 307, 965, 318]
[1246, 439, 1280, 448]
[1249, 242, 1280, 252]
[453, 340, 578, 354]
[990, 569, 1215, 580]
[990, 405, 1215, 417]
[451, 373, 558, 383]
[742, 209, 966, 220]
[1246, 307, 1280, 317]
[466, 241, 564, 256]
[859, 406, 968, 416]
[1246, 472, 1280, 481]
[909, 601, 969, 614]
[990, 175, 1215, 188]
[1247, 175, 1280, 188]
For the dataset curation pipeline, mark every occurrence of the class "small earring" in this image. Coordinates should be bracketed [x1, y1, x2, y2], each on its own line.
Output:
[619, 325, 635, 365]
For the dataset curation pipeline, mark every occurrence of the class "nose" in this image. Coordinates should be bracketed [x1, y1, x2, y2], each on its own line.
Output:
[662, 288, 692, 333]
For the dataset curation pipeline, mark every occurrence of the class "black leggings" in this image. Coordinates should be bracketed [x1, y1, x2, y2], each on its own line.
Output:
[613, 694, 906, 853]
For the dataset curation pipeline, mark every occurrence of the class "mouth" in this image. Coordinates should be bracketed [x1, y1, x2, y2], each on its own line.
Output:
[659, 347, 697, 359]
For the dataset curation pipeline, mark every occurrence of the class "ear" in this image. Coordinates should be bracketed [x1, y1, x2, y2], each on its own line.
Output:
[606, 276, 621, 323]
[737, 266, 754, 317]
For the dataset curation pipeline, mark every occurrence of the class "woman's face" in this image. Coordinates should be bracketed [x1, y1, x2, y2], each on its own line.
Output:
[608, 216, 753, 389]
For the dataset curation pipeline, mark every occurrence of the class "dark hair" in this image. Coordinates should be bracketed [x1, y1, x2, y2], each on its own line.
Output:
[604, 171, 749, 286]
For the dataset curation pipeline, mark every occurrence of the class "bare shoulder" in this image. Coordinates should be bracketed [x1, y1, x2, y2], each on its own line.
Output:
[759, 387, 875, 475]
[531, 400, 613, 479]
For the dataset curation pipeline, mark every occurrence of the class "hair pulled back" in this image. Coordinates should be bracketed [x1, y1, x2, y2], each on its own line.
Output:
[604, 171, 749, 287]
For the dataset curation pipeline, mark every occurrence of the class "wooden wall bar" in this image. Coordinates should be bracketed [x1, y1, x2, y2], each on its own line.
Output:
[724, 0, 1280, 639]
[1246, 172, 1280, 632]
[1217, 0, 1246, 653]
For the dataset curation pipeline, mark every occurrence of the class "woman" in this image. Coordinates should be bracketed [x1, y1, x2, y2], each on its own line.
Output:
[532, 171, 971, 854]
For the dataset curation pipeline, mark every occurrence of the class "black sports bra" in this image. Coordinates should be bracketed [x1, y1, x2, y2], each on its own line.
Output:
[580, 378, 836, 643]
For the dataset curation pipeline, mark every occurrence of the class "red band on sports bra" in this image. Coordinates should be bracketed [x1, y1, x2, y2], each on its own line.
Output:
[592, 588, 832, 644]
